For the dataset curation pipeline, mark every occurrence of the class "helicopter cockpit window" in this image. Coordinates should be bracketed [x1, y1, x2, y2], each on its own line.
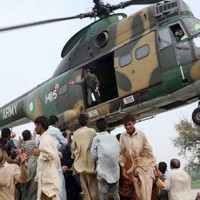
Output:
[170, 24, 188, 42]
[135, 45, 149, 60]
[183, 18, 200, 36]
[170, 24, 192, 65]
[119, 53, 132, 67]
[184, 18, 200, 59]
[157, 28, 172, 48]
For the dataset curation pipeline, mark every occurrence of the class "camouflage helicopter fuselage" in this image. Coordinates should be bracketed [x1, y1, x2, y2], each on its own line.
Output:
[1, 0, 200, 129]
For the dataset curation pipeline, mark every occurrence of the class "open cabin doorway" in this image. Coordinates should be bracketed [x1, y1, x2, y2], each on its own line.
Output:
[83, 52, 118, 108]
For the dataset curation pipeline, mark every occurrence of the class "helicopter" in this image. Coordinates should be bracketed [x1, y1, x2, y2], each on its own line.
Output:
[0, 0, 200, 131]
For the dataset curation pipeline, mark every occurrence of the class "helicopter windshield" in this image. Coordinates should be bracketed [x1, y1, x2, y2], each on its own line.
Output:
[183, 18, 200, 36]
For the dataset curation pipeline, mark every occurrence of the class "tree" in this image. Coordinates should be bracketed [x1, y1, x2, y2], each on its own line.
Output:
[173, 118, 200, 171]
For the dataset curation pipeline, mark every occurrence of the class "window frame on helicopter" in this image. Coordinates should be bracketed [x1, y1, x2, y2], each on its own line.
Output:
[157, 21, 194, 72]
[135, 44, 150, 60]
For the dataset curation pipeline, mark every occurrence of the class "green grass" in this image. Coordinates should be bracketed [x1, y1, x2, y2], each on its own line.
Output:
[192, 180, 200, 189]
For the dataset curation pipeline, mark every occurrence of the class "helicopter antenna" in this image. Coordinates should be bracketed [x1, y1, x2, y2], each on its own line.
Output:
[0, 0, 163, 32]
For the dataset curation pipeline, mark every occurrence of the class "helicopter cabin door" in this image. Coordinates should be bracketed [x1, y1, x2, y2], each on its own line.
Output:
[114, 31, 161, 98]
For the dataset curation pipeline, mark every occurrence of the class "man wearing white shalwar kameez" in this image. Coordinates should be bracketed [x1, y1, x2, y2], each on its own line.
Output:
[91, 118, 120, 200]
[48, 115, 67, 200]
[33, 116, 60, 200]
[164, 158, 191, 200]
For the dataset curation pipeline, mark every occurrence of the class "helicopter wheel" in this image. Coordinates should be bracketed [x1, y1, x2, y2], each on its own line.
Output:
[192, 107, 200, 126]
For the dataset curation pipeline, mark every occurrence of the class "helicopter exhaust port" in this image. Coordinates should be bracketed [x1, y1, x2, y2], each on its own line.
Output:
[95, 31, 109, 48]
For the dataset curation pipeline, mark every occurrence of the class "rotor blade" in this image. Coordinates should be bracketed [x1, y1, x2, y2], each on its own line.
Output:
[124, 0, 163, 4]
[110, 0, 163, 11]
[0, 13, 94, 32]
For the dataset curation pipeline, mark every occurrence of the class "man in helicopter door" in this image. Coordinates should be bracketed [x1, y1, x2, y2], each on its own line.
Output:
[69, 68, 101, 107]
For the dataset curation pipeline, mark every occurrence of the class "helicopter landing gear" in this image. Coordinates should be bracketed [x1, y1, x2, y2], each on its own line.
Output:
[192, 101, 200, 126]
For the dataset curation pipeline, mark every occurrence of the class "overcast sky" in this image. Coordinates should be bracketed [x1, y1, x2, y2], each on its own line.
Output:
[0, 0, 199, 168]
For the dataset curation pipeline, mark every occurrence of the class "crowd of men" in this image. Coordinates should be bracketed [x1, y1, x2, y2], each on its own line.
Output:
[0, 113, 195, 200]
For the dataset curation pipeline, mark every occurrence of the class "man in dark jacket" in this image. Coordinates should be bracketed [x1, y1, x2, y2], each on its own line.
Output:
[69, 68, 101, 106]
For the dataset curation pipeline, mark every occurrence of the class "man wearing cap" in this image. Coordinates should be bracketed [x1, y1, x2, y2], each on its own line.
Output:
[69, 68, 101, 107]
